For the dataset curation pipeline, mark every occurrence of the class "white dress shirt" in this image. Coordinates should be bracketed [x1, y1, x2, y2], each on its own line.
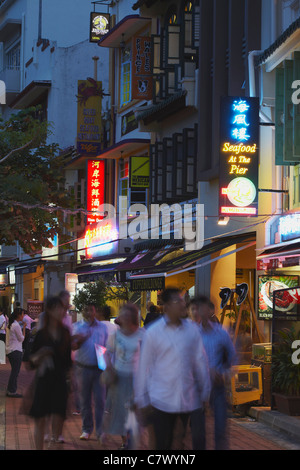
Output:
[135, 315, 211, 413]
[23, 314, 33, 331]
[6, 321, 24, 354]
[0, 315, 6, 335]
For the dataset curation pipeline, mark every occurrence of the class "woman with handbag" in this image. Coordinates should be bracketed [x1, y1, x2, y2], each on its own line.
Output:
[102, 303, 144, 450]
[27, 296, 72, 449]
[6, 307, 25, 397]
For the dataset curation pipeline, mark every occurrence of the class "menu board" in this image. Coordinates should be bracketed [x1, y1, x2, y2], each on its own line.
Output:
[258, 275, 299, 320]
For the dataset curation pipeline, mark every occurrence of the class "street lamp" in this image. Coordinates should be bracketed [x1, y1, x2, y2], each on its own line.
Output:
[218, 217, 229, 226]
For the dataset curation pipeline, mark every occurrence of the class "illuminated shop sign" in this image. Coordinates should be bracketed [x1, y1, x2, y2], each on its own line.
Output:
[130, 276, 165, 292]
[76, 79, 103, 155]
[219, 97, 259, 217]
[86, 159, 105, 225]
[278, 213, 300, 242]
[130, 156, 150, 188]
[84, 219, 119, 258]
[89, 12, 110, 43]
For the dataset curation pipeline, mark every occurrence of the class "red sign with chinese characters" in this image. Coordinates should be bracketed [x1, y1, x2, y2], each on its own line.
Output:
[86, 159, 105, 225]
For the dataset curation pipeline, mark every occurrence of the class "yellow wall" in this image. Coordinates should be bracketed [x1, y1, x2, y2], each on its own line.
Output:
[210, 245, 237, 322]
[166, 270, 195, 291]
[22, 265, 44, 308]
[236, 243, 256, 269]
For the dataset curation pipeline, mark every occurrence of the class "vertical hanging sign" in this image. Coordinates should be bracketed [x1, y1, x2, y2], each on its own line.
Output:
[76, 79, 103, 156]
[132, 36, 153, 101]
[89, 12, 110, 43]
[219, 96, 259, 217]
[86, 159, 105, 225]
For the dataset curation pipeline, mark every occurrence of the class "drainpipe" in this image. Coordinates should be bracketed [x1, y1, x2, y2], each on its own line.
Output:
[248, 50, 262, 100]
[21, 13, 25, 90]
[38, 0, 42, 40]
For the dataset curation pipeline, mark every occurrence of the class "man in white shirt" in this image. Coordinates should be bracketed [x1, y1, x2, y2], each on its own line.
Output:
[22, 310, 34, 362]
[135, 288, 211, 450]
[0, 307, 7, 343]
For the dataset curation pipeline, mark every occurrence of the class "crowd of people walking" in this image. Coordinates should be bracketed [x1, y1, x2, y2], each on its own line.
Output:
[1, 287, 237, 450]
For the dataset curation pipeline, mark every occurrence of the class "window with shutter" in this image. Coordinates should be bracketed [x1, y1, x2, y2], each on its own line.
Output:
[293, 51, 300, 157]
[120, 47, 132, 107]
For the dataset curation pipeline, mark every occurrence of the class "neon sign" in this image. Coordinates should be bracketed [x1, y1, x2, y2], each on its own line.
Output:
[219, 97, 259, 217]
[86, 159, 105, 225]
[279, 213, 300, 242]
[84, 219, 119, 258]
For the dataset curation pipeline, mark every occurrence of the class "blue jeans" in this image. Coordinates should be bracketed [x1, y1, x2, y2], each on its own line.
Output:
[7, 350, 23, 394]
[191, 384, 228, 450]
[76, 365, 105, 437]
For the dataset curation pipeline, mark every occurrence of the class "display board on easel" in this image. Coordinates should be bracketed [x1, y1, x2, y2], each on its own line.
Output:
[219, 283, 264, 344]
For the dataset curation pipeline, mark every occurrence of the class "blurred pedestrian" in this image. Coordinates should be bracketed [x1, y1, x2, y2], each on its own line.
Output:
[96, 305, 119, 338]
[6, 307, 25, 397]
[103, 303, 145, 449]
[189, 296, 236, 450]
[135, 288, 210, 450]
[37, 290, 72, 333]
[58, 290, 73, 333]
[0, 307, 7, 364]
[0, 306, 7, 343]
[208, 301, 220, 323]
[27, 296, 72, 450]
[72, 303, 108, 441]
[22, 310, 34, 362]
[36, 290, 73, 443]
[143, 304, 161, 328]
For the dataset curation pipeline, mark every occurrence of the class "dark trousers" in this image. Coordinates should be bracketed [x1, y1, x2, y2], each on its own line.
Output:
[191, 385, 228, 450]
[152, 408, 190, 450]
[7, 350, 23, 394]
[22, 329, 31, 362]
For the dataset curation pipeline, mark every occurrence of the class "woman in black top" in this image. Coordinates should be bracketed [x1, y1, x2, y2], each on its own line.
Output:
[28, 296, 72, 450]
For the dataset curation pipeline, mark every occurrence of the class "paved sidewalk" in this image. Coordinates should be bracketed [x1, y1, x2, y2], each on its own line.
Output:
[0, 362, 289, 451]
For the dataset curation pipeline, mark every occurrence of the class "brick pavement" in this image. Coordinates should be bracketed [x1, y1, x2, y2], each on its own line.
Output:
[0, 362, 285, 451]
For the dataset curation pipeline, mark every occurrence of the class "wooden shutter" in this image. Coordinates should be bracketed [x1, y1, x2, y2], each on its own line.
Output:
[284, 60, 300, 163]
[293, 51, 300, 157]
[167, 24, 181, 66]
[192, 2, 200, 49]
[275, 67, 285, 165]
[174, 132, 183, 198]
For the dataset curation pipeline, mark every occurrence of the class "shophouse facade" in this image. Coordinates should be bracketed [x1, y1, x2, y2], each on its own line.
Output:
[106, 0, 262, 326]
[254, 0, 300, 342]
[0, 0, 113, 313]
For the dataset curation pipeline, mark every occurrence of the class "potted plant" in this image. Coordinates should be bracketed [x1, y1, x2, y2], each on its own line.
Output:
[72, 278, 132, 317]
[272, 327, 300, 415]
[73, 278, 108, 314]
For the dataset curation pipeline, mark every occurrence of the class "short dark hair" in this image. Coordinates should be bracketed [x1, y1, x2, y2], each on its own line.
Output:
[149, 305, 158, 314]
[58, 290, 70, 299]
[161, 288, 181, 304]
[45, 296, 64, 313]
[189, 295, 211, 307]
[102, 305, 111, 321]
[122, 302, 139, 326]
[84, 302, 97, 309]
[44, 296, 64, 328]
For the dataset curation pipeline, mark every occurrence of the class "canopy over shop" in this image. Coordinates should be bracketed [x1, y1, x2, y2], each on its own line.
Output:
[127, 232, 256, 310]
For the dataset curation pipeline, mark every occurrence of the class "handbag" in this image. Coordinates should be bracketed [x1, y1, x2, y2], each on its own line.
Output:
[100, 364, 117, 386]
[100, 331, 118, 386]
